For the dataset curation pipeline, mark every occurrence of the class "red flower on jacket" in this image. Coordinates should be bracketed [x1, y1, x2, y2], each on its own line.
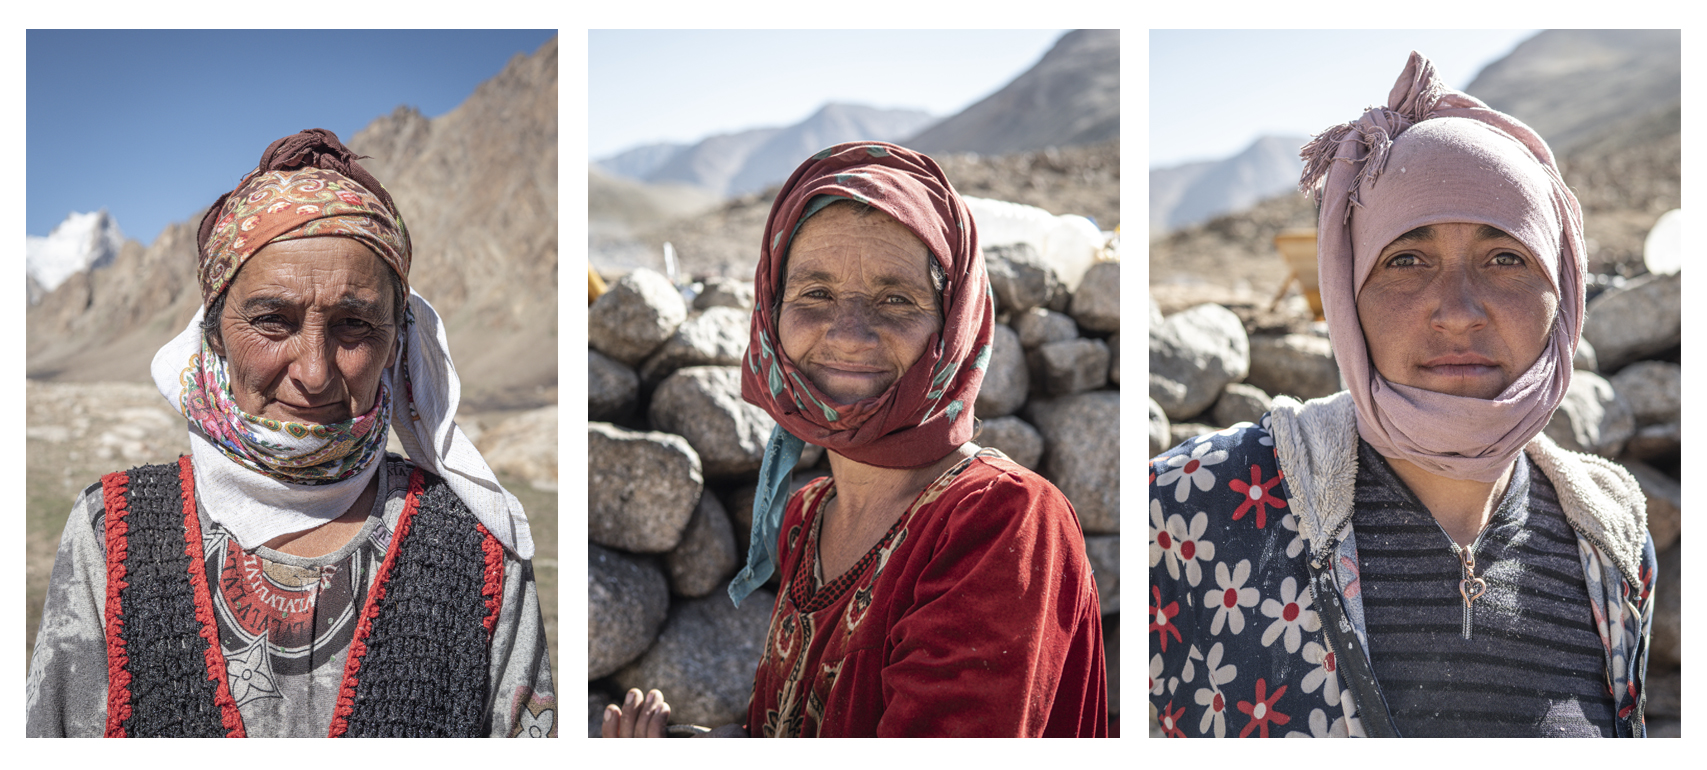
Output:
[1236, 678, 1290, 737]
[1150, 585, 1182, 652]
[1227, 464, 1286, 529]
[1158, 699, 1187, 738]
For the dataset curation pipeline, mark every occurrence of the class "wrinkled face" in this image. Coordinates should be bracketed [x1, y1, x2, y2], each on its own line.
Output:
[1357, 222, 1558, 400]
[777, 205, 942, 405]
[209, 237, 399, 425]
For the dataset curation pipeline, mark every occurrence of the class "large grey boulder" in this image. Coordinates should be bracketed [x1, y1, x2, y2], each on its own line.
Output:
[976, 415, 1044, 470]
[1108, 332, 1120, 386]
[1621, 459, 1680, 552]
[638, 306, 750, 387]
[1026, 391, 1119, 534]
[1084, 534, 1119, 615]
[1038, 338, 1110, 396]
[1069, 260, 1120, 333]
[649, 366, 774, 478]
[694, 276, 754, 310]
[588, 423, 703, 553]
[984, 242, 1065, 315]
[613, 590, 777, 727]
[1211, 382, 1272, 428]
[1651, 543, 1681, 668]
[665, 493, 740, 598]
[1150, 303, 1249, 421]
[1543, 371, 1635, 457]
[1623, 421, 1681, 460]
[1012, 307, 1079, 349]
[588, 544, 670, 679]
[589, 349, 640, 422]
[1246, 333, 1340, 402]
[589, 268, 688, 365]
[1573, 337, 1599, 373]
[1582, 272, 1681, 372]
[975, 323, 1029, 418]
[1148, 397, 1171, 458]
[1609, 360, 1680, 426]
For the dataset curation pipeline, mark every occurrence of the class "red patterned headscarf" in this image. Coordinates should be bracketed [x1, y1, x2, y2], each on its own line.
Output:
[197, 128, 410, 303]
[741, 141, 994, 469]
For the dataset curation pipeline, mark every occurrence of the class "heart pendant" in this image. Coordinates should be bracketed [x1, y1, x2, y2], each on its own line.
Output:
[1460, 576, 1488, 606]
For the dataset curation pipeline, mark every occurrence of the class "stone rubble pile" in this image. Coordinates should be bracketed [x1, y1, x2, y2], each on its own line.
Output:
[590, 259, 1122, 734]
[1148, 269, 1683, 736]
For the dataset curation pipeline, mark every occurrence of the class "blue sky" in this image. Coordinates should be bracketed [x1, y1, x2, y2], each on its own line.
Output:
[589, 29, 1070, 160]
[1150, 29, 1538, 169]
[27, 29, 557, 243]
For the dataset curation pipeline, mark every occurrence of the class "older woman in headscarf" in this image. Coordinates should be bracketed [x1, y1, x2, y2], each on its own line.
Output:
[1148, 53, 1655, 738]
[605, 142, 1107, 738]
[26, 129, 555, 738]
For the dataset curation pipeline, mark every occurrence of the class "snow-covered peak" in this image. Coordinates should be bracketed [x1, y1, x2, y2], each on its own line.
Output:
[26, 210, 125, 299]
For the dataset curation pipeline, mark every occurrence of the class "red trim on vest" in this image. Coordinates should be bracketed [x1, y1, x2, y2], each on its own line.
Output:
[478, 523, 504, 635]
[327, 468, 427, 738]
[100, 471, 133, 738]
[177, 456, 247, 737]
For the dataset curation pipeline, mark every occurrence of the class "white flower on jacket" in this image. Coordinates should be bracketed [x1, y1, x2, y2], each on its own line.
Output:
[1163, 511, 1216, 586]
[1205, 558, 1260, 636]
[1260, 576, 1321, 653]
[1300, 640, 1342, 707]
[1192, 642, 1238, 737]
[1155, 440, 1228, 503]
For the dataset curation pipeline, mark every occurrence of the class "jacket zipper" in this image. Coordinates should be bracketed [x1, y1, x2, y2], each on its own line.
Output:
[1446, 529, 1490, 640]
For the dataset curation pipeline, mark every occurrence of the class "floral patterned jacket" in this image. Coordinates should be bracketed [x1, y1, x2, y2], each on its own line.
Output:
[1149, 392, 1656, 738]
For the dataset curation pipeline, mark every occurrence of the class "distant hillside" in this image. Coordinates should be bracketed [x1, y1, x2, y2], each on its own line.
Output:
[905, 29, 1118, 155]
[599, 104, 934, 197]
[1149, 135, 1307, 234]
[1465, 29, 1680, 154]
[28, 36, 559, 410]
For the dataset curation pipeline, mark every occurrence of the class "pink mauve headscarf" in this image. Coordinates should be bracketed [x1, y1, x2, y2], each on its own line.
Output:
[1300, 51, 1586, 482]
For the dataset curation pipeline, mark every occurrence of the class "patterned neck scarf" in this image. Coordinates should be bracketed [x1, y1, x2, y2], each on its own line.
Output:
[154, 129, 533, 558]
[1300, 52, 1584, 483]
[175, 335, 392, 484]
[729, 142, 993, 605]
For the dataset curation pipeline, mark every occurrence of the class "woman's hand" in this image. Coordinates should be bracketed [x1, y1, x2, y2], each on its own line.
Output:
[601, 688, 670, 738]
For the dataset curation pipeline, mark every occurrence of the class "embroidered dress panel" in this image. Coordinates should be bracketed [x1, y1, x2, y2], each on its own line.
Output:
[1351, 440, 1617, 736]
[746, 450, 1106, 737]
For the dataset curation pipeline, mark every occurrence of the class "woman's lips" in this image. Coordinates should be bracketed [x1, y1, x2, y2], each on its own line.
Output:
[1418, 354, 1499, 379]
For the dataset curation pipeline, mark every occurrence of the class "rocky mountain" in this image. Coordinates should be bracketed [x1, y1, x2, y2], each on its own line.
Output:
[1149, 135, 1307, 234]
[27, 36, 558, 410]
[904, 29, 1119, 155]
[1465, 29, 1680, 155]
[26, 209, 133, 303]
[598, 141, 690, 180]
[602, 104, 935, 197]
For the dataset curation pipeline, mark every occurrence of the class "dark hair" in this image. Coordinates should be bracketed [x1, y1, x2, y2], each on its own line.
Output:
[773, 199, 946, 318]
[203, 260, 407, 347]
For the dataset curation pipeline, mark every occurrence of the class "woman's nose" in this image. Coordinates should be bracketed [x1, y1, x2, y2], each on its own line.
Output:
[288, 329, 335, 394]
[824, 300, 881, 347]
[1429, 264, 1490, 333]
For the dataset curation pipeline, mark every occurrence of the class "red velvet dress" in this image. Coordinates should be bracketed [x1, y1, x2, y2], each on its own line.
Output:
[745, 449, 1107, 737]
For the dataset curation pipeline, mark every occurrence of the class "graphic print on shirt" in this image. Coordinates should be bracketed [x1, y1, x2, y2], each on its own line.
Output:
[204, 526, 374, 691]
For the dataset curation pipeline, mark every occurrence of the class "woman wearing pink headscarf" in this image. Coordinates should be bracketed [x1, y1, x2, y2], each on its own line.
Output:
[1148, 53, 1655, 738]
[605, 142, 1107, 738]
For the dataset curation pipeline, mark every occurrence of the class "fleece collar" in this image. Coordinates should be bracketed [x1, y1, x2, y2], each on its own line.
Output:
[1267, 391, 1647, 587]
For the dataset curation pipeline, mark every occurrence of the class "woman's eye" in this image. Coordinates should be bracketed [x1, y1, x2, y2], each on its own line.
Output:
[885, 294, 911, 305]
[1492, 252, 1525, 266]
[1386, 254, 1419, 268]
